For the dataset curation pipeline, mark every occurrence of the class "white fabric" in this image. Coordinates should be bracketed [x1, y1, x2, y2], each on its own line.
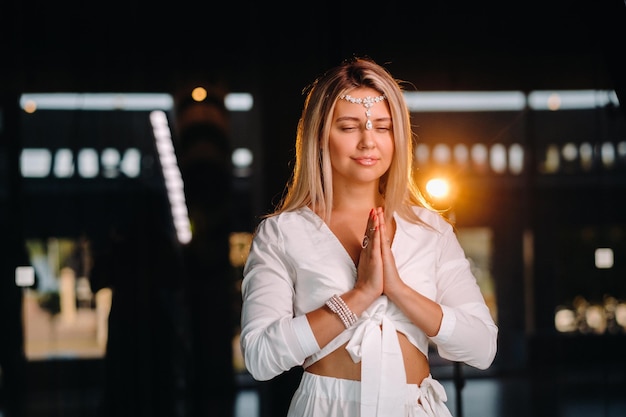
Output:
[240, 206, 498, 415]
[345, 299, 406, 416]
[287, 372, 453, 417]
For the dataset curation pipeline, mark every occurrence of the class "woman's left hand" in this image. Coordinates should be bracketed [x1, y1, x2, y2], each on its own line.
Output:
[377, 207, 406, 297]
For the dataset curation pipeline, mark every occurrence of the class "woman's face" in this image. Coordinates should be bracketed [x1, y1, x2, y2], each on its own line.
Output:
[328, 87, 394, 186]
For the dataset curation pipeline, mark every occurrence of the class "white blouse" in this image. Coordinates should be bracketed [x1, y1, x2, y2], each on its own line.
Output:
[240, 206, 498, 416]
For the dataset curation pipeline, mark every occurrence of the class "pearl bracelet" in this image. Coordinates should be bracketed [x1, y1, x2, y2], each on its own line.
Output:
[325, 294, 358, 329]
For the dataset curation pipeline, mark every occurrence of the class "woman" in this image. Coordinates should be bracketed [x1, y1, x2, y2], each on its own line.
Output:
[240, 57, 498, 417]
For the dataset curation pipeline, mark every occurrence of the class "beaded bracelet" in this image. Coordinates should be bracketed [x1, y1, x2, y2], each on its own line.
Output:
[325, 294, 358, 329]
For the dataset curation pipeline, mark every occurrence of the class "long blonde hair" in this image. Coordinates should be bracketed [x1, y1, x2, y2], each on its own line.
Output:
[269, 56, 437, 225]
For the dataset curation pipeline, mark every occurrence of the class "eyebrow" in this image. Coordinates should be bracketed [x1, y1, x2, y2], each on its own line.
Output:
[335, 116, 362, 123]
[335, 116, 392, 123]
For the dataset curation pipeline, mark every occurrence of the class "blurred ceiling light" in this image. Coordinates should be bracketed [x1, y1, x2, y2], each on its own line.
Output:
[77, 149, 99, 178]
[15, 266, 36, 287]
[562, 142, 578, 161]
[120, 149, 141, 177]
[601, 142, 615, 168]
[508, 144, 524, 174]
[471, 144, 488, 166]
[585, 305, 607, 334]
[579, 142, 594, 171]
[20, 92, 253, 112]
[53, 149, 74, 177]
[224, 93, 253, 111]
[20, 148, 51, 177]
[232, 147, 253, 168]
[618, 141, 626, 159]
[22, 90, 617, 113]
[595, 248, 614, 269]
[616, 303, 626, 329]
[232, 147, 253, 177]
[404, 91, 526, 112]
[432, 144, 451, 164]
[543, 145, 560, 173]
[528, 90, 619, 110]
[453, 144, 469, 165]
[554, 308, 577, 332]
[415, 143, 429, 165]
[20, 93, 174, 111]
[101, 148, 121, 178]
[490, 143, 507, 174]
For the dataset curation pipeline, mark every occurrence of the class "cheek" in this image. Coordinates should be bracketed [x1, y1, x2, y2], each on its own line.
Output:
[326, 143, 343, 167]
[380, 137, 395, 157]
[328, 138, 350, 157]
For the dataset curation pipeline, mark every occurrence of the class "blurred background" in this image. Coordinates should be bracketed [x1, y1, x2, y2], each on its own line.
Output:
[1, 1, 626, 416]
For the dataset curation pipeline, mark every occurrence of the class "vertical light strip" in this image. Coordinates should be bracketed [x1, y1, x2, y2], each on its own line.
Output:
[149, 110, 192, 244]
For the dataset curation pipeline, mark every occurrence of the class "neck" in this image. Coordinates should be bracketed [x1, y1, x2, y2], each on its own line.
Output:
[332, 182, 383, 212]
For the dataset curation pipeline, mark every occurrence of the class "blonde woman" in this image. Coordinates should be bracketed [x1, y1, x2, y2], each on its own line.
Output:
[240, 57, 498, 417]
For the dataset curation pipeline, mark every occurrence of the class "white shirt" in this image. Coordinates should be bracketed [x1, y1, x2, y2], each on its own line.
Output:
[240, 206, 498, 416]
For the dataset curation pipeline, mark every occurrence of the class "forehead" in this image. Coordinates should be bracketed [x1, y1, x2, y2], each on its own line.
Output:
[335, 87, 389, 114]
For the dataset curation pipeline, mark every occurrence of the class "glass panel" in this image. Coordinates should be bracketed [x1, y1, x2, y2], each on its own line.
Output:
[457, 227, 498, 323]
[22, 236, 109, 360]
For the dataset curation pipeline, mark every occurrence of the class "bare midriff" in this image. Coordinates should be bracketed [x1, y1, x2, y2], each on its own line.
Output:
[305, 330, 430, 385]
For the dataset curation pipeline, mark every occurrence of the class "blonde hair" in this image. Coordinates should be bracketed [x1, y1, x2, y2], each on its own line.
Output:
[269, 56, 438, 225]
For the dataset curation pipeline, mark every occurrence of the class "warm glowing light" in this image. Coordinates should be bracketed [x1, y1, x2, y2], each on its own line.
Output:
[191, 87, 207, 102]
[586, 305, 607, 334]
[554, 308, 576, 332]
[23, 100, 37, 113]
[229, 232, 253, 267]
[426, 178, 450, 199]
[601, 142, 615, 168]
[616, 303, 626, 328]
[580, 142, 594, 171]
[547, 94, 561, 111]
[562, 143, 577, 161]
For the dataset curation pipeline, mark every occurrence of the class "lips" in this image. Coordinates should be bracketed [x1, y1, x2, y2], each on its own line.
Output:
[354, 156, 379, 166]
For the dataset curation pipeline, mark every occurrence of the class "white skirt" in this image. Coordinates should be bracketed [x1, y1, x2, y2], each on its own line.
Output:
[286, 372, 454, 417]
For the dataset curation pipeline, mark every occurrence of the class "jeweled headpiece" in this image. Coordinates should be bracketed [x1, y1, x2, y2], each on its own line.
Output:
[338, 93, 387, 130]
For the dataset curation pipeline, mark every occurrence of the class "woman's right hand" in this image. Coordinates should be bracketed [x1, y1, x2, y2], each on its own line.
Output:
[354, 208, 384, 298]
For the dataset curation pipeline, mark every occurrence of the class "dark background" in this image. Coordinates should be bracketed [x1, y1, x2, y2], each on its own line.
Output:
[2, 1, 626, 417]
[3, 0, 626, 201]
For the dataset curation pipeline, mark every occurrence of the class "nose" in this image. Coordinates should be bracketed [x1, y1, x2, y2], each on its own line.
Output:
[358, 130, 375, 149]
